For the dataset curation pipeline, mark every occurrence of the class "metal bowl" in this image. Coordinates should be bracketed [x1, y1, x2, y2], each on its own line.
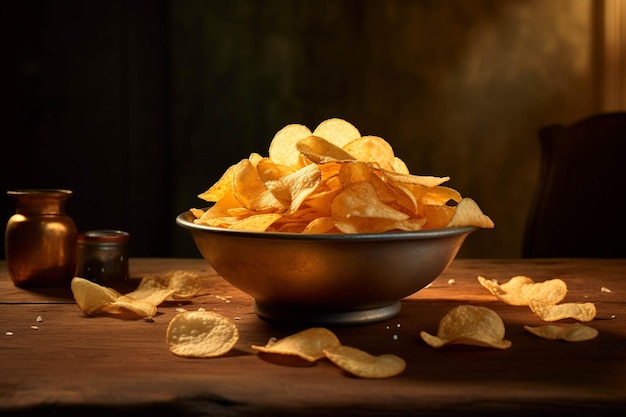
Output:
[176, 210, 477, 325]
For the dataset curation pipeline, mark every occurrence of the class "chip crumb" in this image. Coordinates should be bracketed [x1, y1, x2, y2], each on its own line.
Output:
[5, 332, 14, 336]
[197, 307, 206, 311]
[215, 295, 232, 303]
[234, 316, 242, 320]
[396, 323, 401, 328]
[392, 334, 398, 341]
[601, 287, 612, 293]
[447, 279, 456, 285]
[175, 307, 187, 313]
[36, 315, 43, 322]
[30, 325, 39, 330]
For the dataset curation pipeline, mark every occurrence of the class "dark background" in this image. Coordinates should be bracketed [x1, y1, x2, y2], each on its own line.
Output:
[1, 0, 604, 259]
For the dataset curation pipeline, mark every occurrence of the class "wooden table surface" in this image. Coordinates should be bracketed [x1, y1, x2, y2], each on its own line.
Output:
[1, 257, 625, 416]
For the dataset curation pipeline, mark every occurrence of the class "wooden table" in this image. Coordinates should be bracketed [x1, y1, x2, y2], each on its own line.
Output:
[1, 258, 625, 416]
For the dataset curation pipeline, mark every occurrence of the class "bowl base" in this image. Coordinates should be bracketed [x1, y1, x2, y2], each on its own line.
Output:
[253, 300, 401, 326]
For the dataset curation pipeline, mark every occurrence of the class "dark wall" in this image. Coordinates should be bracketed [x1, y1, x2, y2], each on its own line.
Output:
[2, 0, 174, 257]
[2, 0, 600, 259]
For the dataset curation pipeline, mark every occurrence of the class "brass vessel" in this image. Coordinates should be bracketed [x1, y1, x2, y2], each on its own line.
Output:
[5, 189, 77, 287]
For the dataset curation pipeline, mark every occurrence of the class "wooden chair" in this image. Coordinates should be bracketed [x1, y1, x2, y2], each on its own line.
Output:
[522, 112, 626, 258]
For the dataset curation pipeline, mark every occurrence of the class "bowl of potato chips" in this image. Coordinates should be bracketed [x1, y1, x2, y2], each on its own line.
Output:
[177, 118, 494, 325]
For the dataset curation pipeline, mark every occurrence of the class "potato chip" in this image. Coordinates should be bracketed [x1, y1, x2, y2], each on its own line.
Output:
[279, 163, 322, 214]
[420, 186, 462, 206]
[166, 310, 239, 358]
[72, 270, 202, 318]
[388, 183, 418, 214]
[339, 162, 398, 204]
[312, 117, 361, 148]
[102, 295, 159, 317]
[296, 135, 356, 164]
[422, 204, 455, 229]
[524, 323, 599, 342]
[446, 198, 495, 229]
[71, 277, 121, 314]
[420, 305, 512, 349]
[232, 159, 286, 212]
[197, 163, 238, 203]
[196, 191, 242, 222]
[323, 345, 406, 379]
[302, 216, 339, 234]
[330, 182, 410, 223]
[529, 300, 597, 322]
[126, 270, 201, 301]
[268, 124, 312, 169]
[392, 157, 410, 174]
[256, 157, 295, 183]
[251, 327, 341, 362]
[342, 135, 396, 171]
[477, 275, 567, 306]
[164, 270, 202, 299]
[382, 170, 450, 188]
[229, 213, 283, 231]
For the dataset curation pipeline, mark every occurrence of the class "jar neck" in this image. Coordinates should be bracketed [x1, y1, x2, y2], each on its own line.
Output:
[8, 189, 72, 215]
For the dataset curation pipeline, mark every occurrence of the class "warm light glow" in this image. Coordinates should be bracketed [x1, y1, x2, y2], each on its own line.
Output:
[603, 0, 626, 111]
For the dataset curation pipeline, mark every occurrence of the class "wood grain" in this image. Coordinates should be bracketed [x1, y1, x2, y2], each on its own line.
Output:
[1, 258, 625, 416]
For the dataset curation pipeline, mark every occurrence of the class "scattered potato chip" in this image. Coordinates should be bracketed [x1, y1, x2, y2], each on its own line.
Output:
[420, 305, 512, 349]
[72, 270, 202, 318]
[166, 310, 239, 358]
[102, 295, 159, 317]
[251, 327, 341, 362]
[323, 345, 406, 379]
[126, 270, 201, 301]
[524, 323, 599, 342]
[529, 300, 597, 322]
[477, 275, 567, 306]
[192, 118, 495, 234]
[71, 277, 121, 314]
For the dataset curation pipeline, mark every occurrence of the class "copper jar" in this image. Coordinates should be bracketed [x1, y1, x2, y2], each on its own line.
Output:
[5, 189, 77, 287]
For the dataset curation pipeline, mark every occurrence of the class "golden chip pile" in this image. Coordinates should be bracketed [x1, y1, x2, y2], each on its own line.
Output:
[71, 270, 201, 318]
[191, 118, 494, 233]
[477, 275, 598, 342]
[252, 327, 406, 379]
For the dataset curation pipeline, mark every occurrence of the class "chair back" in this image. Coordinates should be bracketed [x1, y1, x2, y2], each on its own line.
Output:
[523, 112, 626, 258]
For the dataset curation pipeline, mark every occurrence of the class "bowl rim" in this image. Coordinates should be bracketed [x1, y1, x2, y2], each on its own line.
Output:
[176, 209, 478, 242]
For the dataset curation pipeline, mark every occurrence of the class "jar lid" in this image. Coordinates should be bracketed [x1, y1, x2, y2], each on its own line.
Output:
[76, 230, 130, 243]
[8, 189, 73, 197]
